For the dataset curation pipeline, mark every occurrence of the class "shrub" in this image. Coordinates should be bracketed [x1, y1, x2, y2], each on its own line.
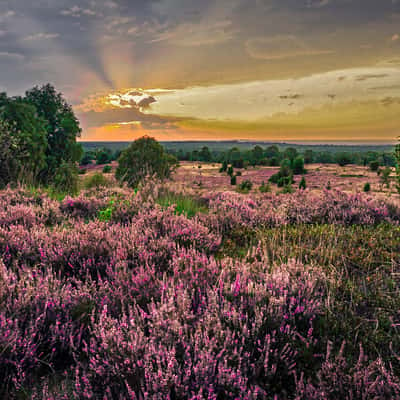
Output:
[84, 173, 109, 190]
[116, 136, 178, 188]
[227, 165, 234, 177]
[369, 160, 380, 172]
[230, 174, 237, 186]
[219, 160, 228, 173]
[52, 162, 79, 195]
[102, 165, 112, 174]
[239, 179, 252, 192]
[259, 181, 271, 193]
[293, 156, 306, 175]
[363, 182, 371, 192]
[299, 176, 307, 190]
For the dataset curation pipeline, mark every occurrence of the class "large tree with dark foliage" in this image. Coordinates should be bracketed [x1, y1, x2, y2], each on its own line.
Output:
[25, 84, 82, 182]
[116, 136, 178, 188]
[0, 94, 47, 186]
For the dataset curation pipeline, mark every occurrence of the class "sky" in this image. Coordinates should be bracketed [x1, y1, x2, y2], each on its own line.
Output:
[0, 0, 400, 142]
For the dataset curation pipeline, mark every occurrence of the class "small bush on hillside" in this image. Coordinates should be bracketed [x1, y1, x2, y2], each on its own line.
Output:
[53, 162, 79, 195]
[259, 181, 271, 193]
[102, 165, 112, 174]
[84, 173, 109, 190]
[363, 182, 371, 192]
[299, 176, 307, 190]
[239, 179, 253, 192]
[369, 160, 380, 172]
[230, 175, 237, 186]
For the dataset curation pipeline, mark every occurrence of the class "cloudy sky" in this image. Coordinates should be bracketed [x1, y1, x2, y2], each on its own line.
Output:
[1, 0, 400, 142]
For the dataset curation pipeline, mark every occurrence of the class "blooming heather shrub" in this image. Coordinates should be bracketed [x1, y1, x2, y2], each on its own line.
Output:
[0, 186, 399, 398]
[60, 194, 109, 219]
[294, 342, 400, 399]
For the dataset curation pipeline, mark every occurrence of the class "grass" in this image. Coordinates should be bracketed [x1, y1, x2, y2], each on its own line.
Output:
[156, 191, 208, 218]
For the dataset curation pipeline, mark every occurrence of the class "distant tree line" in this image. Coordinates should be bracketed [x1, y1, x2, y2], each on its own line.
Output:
[0, 84, 82, 192]
[164, 145, 397, 169]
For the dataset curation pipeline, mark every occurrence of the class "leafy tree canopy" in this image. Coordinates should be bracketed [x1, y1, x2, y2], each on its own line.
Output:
[116, 136, 178, 188]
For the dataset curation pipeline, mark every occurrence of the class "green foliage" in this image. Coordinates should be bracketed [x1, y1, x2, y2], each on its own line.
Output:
[335, 152, 352, 167]
[96, 148, 112, 165]
[299, 176, 307, 190]
[0, 94, 47, 185]
[116, 136, 178, 188]
[369, 160, 380, 172]
[102, 165, 112, 174]
[230, 174, 237, 186]
[84, 173, 109, 190]
[270, 158, 293, 186]
[25, 84, 82, 182]
[80, 152, 94, 166]
[78, 168, 87, 175]
[259, 181, 271, 193]
[53, 162, 79, 195]
[281, 183, 293, 194]
[292, 156, 306, 175]
[363, 182, 371, 192]
[220, 160, 228, 173]
[0, 120, 20, 188]
[156, 191, 208, 218]
[98, 200, 115, 222]
[239, 179, 252, 192]
[380, 167, 392, 188]
[227, 165, 234, 177]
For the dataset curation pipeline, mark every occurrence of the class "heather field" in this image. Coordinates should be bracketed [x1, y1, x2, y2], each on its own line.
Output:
[1, 167, 400, 399]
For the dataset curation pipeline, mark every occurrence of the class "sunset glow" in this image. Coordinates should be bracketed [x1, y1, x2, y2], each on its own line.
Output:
[1, 1, 400, 142]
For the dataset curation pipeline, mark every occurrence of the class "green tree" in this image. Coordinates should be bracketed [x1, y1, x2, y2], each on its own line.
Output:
[284, 147, 298, 163]
[252, 145, 264, 163]
[199, 146, 212, 162]
[0, 95, 47, 184]
[380, 167, 392, 189]
[304, 149, 314, 164]
[292, 156, 305, 175]
[369, 160, 380, 172]
[0, 120, 20, 187]
[116, 136, 178, 188]
[363, 182, 371, 192]
[335, 152, 352, 167]
[25, 84, 82, 182]
[299, 176, 306, 190]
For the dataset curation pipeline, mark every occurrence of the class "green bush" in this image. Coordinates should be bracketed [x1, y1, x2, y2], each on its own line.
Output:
[363, 182, 371, 192]
[299, 176, 307, 190]
[84, 172, 109, 190]
[102, 165, 112, 174]
[116, 136, 178, 188]
[292, 156, 306, 175]
[156, 191, 207, 218]
[230, 175, 237, 186]
[53, 162, 79, 195]
[369, 160, 380, 172]
[239, 179, 252, 191]
[259, 181, 271, 193]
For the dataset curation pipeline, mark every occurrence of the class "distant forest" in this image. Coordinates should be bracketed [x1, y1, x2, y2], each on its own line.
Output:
[81, 140, 397, 169]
